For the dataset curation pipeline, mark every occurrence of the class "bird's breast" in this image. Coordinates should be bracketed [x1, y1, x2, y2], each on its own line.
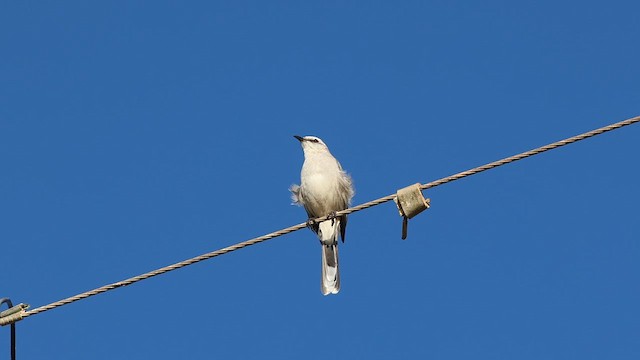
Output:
[300, 166, 344, 215]
[301, 172, 339, 195]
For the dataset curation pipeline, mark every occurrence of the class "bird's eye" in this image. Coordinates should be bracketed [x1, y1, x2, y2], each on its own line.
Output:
[311, 138, 319, 143]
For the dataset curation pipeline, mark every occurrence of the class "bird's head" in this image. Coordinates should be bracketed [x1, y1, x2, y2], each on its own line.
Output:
[294, 135, 330, 154]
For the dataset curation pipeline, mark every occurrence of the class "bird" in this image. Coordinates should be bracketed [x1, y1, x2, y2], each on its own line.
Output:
[290, 135, 354, 295]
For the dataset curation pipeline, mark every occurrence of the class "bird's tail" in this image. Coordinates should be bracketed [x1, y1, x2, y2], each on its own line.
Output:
[319, 220, 340, 295]
[321, 244, 340, 295]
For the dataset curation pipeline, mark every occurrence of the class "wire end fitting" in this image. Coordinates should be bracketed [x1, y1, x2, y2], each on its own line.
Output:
[0, 303, 29, 326]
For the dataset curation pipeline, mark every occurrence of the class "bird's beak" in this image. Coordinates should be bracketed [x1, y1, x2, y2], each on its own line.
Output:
[294, 135, 304, 142]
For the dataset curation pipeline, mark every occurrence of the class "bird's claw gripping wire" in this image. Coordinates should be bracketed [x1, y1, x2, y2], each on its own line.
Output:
[306, 218, 316, 228]
[327, 211, 338, 225]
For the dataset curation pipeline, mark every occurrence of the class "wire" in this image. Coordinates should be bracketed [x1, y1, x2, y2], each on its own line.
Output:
[17, 115, 640, 320]
[420, 116, 639, 190]
[23, 223, 308, 318]
[1, 298, 17, 360]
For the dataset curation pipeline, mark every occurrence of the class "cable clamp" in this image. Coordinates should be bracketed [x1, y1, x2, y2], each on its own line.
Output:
[0, 303, 29, 326]
[394, 183, 430, 240]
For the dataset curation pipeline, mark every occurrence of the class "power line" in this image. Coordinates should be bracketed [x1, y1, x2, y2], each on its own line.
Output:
[23, 223, 308, 318]
[420, 116, 639, 190]
[6, 115, 640, 324]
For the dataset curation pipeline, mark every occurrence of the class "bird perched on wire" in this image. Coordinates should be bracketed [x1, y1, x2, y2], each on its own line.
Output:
[290, 135, 354, 295]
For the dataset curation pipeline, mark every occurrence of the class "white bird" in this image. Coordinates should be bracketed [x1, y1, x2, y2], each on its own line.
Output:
[290, 135, 354, 295]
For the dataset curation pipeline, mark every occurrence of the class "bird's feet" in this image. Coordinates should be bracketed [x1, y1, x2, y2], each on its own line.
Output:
[327, 211, 338, 225]
[306, 218, 316, 228]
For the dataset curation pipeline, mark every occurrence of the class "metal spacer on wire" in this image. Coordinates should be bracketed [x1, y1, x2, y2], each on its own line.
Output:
[394, 183, 430, 240]
[0, 303, 29, 326]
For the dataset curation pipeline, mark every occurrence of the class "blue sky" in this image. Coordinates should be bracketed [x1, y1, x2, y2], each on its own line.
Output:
[1, 1, 639, 359]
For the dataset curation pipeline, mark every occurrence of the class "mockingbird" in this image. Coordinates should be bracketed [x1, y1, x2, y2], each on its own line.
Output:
[290, 135, 354, 295]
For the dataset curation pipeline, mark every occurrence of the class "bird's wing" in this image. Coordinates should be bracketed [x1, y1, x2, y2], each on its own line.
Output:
[290, 184, 320, 235]
[339, 215, 347, 243]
